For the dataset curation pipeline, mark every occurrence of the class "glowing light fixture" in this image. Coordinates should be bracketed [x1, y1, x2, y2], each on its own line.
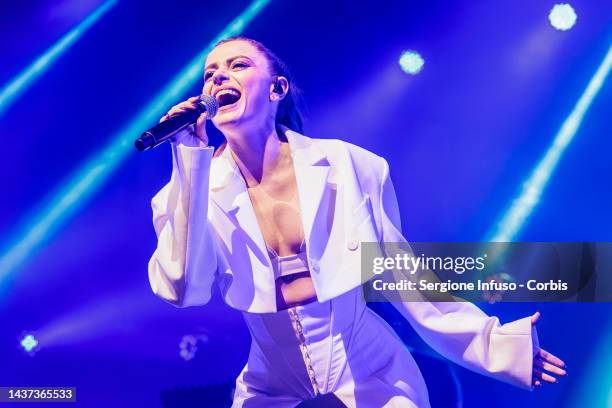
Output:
[0, 0, 271, 285]
[399, 50, 425, 75]
[487, 45, 612, 242]
[20, 334, 39, 354]
[0, 0, 118, 117]
[179, 335, 198, 361]
[548, 3, 577, 31]
[179, 333, 209, 361]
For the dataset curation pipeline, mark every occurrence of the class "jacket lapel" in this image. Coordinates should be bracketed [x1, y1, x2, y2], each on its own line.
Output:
[284, 128, 331, 243]
[209, 145, 269, 263]
[209, 127, 332, 267]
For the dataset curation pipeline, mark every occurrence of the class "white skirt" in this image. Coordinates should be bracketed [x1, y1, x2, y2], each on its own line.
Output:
[232, 287, 431, 407]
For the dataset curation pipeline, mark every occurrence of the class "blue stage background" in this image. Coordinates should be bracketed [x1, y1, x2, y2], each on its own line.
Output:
[1, 1, 610, 407]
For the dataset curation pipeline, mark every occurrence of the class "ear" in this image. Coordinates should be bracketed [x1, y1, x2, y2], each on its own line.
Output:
[270, 76, 289, 101]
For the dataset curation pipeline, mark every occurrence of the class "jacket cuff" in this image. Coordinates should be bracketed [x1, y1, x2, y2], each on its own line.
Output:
[171, 142, 214, 174]
[492, 315, 537, 390]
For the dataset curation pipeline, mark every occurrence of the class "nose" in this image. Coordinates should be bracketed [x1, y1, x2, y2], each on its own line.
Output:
[212, 68, 229, 85]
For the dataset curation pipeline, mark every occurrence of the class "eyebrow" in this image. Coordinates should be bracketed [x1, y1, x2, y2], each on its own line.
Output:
[204, 55, 254, 72]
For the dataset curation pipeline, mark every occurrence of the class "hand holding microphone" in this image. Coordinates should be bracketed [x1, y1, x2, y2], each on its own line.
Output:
[135, 94, 218, 151]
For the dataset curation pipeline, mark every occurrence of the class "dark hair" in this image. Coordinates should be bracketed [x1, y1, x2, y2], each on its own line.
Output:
[212, 36, 304, 136]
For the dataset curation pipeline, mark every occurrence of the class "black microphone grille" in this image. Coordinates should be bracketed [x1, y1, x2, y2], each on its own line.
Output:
[199, 94, 218, 119]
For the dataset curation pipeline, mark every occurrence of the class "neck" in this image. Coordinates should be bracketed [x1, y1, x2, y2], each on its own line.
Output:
[225, 122, 284, 186]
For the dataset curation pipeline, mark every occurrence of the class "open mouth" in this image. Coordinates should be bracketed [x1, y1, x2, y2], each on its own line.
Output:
[216, 88, 241, 109]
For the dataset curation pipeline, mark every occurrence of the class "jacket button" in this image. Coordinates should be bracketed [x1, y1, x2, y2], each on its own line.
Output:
[310, 260, 320, 272]
[347, 239, 359, 251]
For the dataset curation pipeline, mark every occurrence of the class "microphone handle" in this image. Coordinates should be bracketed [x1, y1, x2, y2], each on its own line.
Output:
[135, 106, 204, 151]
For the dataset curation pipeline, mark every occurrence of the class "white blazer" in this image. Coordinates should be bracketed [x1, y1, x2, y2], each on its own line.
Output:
[148, 126, 538, 390]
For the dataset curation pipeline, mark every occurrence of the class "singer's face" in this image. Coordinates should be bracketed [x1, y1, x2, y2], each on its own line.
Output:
[203, 41, 275, 130]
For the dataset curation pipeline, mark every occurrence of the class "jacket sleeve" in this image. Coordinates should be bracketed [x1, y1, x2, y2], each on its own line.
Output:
[375, 157, 538, 390]
[147, 131, 218, 307]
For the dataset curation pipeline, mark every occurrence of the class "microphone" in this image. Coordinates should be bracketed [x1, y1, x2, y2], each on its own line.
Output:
[135, 94, 218, 151]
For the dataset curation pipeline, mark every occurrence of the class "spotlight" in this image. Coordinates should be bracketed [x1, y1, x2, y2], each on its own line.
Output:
[20, 333, 39, 355]
[179, 334, 209, 361]
[399, 51, 424, 75]
[179, 334, 197, 361]
[549, 3, 577, 31]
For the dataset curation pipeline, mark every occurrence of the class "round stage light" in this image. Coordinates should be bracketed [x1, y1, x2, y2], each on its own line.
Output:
[179, 334, 198, 361]
[549, 3, 577, 31]
[20, 334, 38, 354]
[399, 51, 425, 75]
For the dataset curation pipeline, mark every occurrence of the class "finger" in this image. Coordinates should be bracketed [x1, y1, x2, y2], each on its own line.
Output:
[196, 112, 208, 125]
[533, 368, 558, 383]
[161, 98, 200, 123]
[531, 311, 541, 326]
[172, 102, 196, 111]
[533, 379, 542, 387]
[538, 349, 566, 368]
[170, 100, 200, 113]
[167, 106, 192, 117]
[161, 108, 189, 123]
[159, 112, 170, 123]
[534, 358, 567, 376]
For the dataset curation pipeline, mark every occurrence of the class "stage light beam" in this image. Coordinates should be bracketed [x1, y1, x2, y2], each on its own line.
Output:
[0, 0, 271, 286]
[0, 0, 118, 117]
[487, 44, 612, 242]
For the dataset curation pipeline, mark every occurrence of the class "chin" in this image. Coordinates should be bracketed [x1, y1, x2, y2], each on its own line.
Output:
[214, 106, 242, 127]
[215, 103, 259, 131]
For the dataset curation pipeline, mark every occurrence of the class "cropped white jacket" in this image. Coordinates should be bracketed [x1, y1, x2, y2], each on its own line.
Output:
[148, 126, 538, 390]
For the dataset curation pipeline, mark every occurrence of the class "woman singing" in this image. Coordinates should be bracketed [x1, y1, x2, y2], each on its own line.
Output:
[147, 37, 566, 407]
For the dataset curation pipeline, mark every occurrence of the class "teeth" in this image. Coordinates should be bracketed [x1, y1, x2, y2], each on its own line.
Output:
[216, 89, 240, 97]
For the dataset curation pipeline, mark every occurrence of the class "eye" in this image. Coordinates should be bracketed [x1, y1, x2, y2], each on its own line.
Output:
[231, 61, 249, 69]
[204, 71, 214, 81]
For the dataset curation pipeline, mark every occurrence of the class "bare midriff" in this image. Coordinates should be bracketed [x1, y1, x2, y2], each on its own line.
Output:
[244, 142, 318, 310]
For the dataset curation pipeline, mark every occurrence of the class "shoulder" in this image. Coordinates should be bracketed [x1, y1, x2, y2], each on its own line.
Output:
[311, 136, 388, 181]
[282, 126, 389, 183]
